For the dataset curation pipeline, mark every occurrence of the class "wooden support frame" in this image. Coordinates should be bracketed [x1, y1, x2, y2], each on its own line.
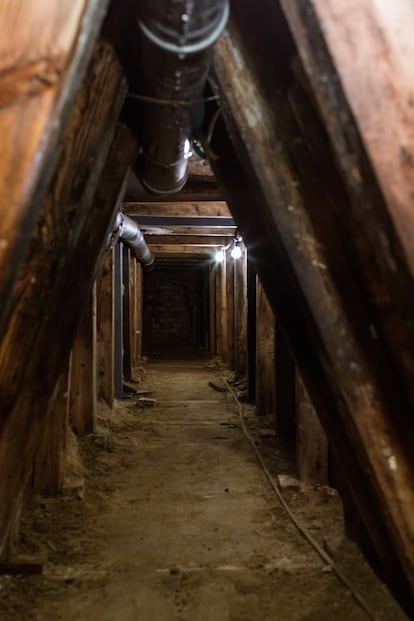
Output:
[211, 14, 414, 603]
[32, 360, 71, 495]
[96, 247, 115, 408]
[0, 0, 110, 338]
[0, 40, 136, 558]
[233, 248, 248, 381]
[255, 278, 276, 418]
[70, 285, 97, 436]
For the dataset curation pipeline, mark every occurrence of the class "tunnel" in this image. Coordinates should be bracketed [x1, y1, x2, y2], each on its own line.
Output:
[1, 1, 414, 619]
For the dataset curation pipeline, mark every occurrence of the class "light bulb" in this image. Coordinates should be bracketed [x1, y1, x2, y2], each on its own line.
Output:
[214, 249, 224, 263]
[231, 245, 242, 259]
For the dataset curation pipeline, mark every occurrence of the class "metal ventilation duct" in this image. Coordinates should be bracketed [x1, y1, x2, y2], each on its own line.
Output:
[115, 213, 155, 271]
[136, 0, 229, 194]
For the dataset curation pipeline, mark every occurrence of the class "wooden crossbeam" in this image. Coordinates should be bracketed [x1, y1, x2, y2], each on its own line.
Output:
[149, 245, 218, 255]
[124, 201, 231, 217]
[144, 235, 231, 246]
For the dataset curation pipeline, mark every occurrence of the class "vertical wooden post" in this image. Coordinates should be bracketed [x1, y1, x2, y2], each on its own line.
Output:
[32, 360, 70, 495]
[255, 278, 276, 417]
[209, 264, 217, 355]
[130, 259, 138, 367]
[275, 321, 296, 441]
[233, 247, 248, 380]
[215, 257, 227, 360]
[70, 285, 97, 436]
[135, 262, 143, 362]
[96, 247, 115, 407]
[296, 374, 329, 485]
[122, 246, 132, 381]
[226, 249, 235, 370]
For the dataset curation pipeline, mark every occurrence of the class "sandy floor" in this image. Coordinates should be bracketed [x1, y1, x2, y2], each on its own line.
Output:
[0, 359, 408, 620]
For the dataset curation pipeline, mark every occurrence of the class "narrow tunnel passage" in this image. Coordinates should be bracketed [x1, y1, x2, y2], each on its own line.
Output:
[0, 359, 406, 620]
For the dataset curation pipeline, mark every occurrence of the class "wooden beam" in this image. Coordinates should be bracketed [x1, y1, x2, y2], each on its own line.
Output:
[141, 227, 236, 236]
[32, 360, 70, 495]
[124, 201, 231, 217]
[135, 263, 143, 362]
[282, 1, 414, 411]
[225, 249, 235, 370]
[296, 374, 328, 485]
[122, 247, 132, 381]
[255, 279, 276, 418]
[233, 247, 248, 381]
[149, 245, 219, 255]
[70, 286, 97, 436]
[0, 41, 134, 558]
[209, 265, 217, 355]
[125, 180, 223, 203]
[144, 235, 231, 246]
[0, 0, 110, 339]
[96, 247, 115, 408]
[212, 17, 414, 602]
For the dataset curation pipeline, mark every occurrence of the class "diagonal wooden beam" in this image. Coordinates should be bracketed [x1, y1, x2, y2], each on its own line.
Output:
[0, 41, 135, 558]
[0, 0, 110, 339]
[212, 16, 414, 606]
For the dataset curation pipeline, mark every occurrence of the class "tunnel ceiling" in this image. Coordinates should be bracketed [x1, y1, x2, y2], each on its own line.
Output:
[123, 154, 236, 265]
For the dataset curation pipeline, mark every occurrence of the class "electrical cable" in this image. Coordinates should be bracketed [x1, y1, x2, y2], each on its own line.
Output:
[215, 370, 379, 621]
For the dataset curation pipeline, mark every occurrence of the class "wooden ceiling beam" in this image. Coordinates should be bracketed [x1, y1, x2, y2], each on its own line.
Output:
[124, 201, 231, 217]
[149, 245, 219, 255]
[140, 226, 235, 236]
[144, 235, 230, 246]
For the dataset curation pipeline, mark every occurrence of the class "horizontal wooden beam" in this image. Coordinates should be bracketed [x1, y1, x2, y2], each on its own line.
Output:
[144, 235, 231, 246]
[140, 226, 236, 236]
[149, 245, 218, 255]
[124, 201, 231, 217]
[125, 181, 223, 203]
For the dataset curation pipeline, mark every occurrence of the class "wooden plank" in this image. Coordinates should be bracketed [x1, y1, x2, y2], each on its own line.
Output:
[149, 245, 220, 255]
[275, 323, 296, 441]
[122, 246, 132, 382]
[211, 18, 414, 601]
[70, 285, 97, 436]
[233, 247, 248, 381]
[209, 265, 217, 355]
[225, 249, 235, 370]
[144, 235, 231, 246]
[135, 263, 143, 363]
[130, 259, 138, 367]
[32, 360, 70, 495]
[125, 177, 223, 203]
[0, 42, 133, 558]
[96, 247, 115, 408]
[296, 374, 328, 485]
[282, 2, 414, 411]
[140, 227, 236, 236]
[0, 0, 110, 338]
[124, 201, 231, 217]
[255, 279, 276, 417]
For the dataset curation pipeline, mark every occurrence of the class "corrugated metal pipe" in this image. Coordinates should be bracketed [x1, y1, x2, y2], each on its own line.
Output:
[114, 213, 154, 271]
[136, 0, 229, 194]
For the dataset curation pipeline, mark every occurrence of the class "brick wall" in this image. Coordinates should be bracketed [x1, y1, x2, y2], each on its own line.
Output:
[143, 266, 207, 355]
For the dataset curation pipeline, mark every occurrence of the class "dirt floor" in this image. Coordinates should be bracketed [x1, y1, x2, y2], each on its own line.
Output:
[0, 358, 409, 620]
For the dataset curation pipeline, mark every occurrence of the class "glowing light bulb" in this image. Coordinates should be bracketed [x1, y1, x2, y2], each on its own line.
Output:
[214, 249, 224, 263]
[231, 244, 242, 259]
